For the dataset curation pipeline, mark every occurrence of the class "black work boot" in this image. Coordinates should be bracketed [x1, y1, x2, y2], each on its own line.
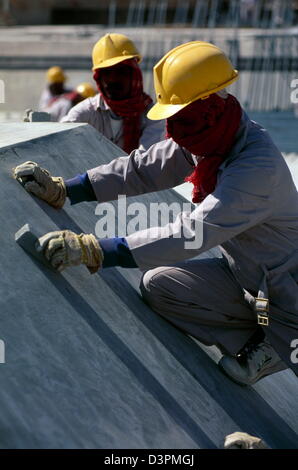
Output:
[218, 331, 287, 385]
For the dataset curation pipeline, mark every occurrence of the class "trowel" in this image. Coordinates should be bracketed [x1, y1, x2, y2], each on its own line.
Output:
[15, 223, 56, 271]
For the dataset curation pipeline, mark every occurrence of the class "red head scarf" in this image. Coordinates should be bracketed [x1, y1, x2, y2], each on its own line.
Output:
[166, 93, 242, 203]
[93, 59, 152, 154]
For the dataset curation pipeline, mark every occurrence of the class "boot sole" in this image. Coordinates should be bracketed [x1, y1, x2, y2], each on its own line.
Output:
[218, 360, 286, 386]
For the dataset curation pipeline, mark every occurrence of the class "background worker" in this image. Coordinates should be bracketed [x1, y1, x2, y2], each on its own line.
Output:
[14, 41, 298, 385]
[61, 33, 165, 152]
[39, 66, 70, 111]
[44, 82, 96, 122]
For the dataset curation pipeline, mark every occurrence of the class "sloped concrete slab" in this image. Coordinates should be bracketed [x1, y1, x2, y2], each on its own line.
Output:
[0, 122, 84, 150]
[0, 123, 297, 449]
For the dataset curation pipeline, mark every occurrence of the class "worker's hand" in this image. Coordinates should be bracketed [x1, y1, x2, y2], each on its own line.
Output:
[37, 230, 103, 273]
[224, 432, 268, 449]
[13, 161, 66, 209]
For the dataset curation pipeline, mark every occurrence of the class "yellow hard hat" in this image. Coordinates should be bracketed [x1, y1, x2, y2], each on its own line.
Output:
[92, 33, 142, 70]
[46, 66, 67, 84]
[76, 82, 96, 99]
[147, 41, 239, 120]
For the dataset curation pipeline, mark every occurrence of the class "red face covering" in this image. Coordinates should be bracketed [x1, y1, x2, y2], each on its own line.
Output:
[166, 93, 242, 203]
[93, 59, 152, 154]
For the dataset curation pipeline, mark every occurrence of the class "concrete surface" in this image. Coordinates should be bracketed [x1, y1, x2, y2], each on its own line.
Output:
[0, 123, 297, 449]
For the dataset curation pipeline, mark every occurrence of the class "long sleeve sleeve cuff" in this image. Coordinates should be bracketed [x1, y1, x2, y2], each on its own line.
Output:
[65, 172, 96, 205]
[100, 237, 137, 268]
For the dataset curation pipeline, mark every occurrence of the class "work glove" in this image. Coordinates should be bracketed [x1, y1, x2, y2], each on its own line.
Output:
[224, 432, 268, 449]
[37, 230, 103, 273]
[13, 161, 66, 209]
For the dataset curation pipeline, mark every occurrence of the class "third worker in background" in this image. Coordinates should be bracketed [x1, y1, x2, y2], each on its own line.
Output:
[39, 66, 70, 111]
[61, 33, 165, 152]
[44, 82, 96, 122]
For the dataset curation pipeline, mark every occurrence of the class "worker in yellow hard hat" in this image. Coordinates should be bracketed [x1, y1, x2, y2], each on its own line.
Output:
[47, 66, 67, 85]
[14, 41, 297, 385]
[44, 82, 96, 122]
[39, 66, 70, 111]
[61, 33, 165, 152]
[76, 82, 97, 100]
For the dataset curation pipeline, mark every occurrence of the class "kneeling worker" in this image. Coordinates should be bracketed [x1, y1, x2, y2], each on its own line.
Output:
[14, 41, 298, 385]
[61, 33, 165, 152]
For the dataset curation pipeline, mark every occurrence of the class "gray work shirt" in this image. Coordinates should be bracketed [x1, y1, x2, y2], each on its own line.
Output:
[87, 111, 298, 372]
[44, 97, 73, 122]
[38, 88, 71, 113]
[61, 93, 165, 151]
[38, 88, 55, 111]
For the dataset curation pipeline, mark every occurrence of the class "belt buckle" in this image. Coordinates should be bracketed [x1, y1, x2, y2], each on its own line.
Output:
[257, 313, 269, 326]
[255, 297, 269, 327]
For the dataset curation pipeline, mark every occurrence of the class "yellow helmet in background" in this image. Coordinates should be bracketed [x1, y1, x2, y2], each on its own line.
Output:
[92, 33, 142, 70]
[76, 82, 96, 99]
[46, 66, 67, 84]
[147, 41, 239, 120]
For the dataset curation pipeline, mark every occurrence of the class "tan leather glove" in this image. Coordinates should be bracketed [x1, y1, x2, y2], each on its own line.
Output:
[37, 230, 103, 273]
[224, 432, 268, 449]
[13, 161, 66, 209]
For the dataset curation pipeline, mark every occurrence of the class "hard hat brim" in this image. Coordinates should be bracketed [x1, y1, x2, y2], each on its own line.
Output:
[92, 54, 141, 70]
[147, 102, 190, 120]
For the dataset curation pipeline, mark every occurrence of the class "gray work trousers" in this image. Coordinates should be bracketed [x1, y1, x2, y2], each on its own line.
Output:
[140, 257, 259, 356]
